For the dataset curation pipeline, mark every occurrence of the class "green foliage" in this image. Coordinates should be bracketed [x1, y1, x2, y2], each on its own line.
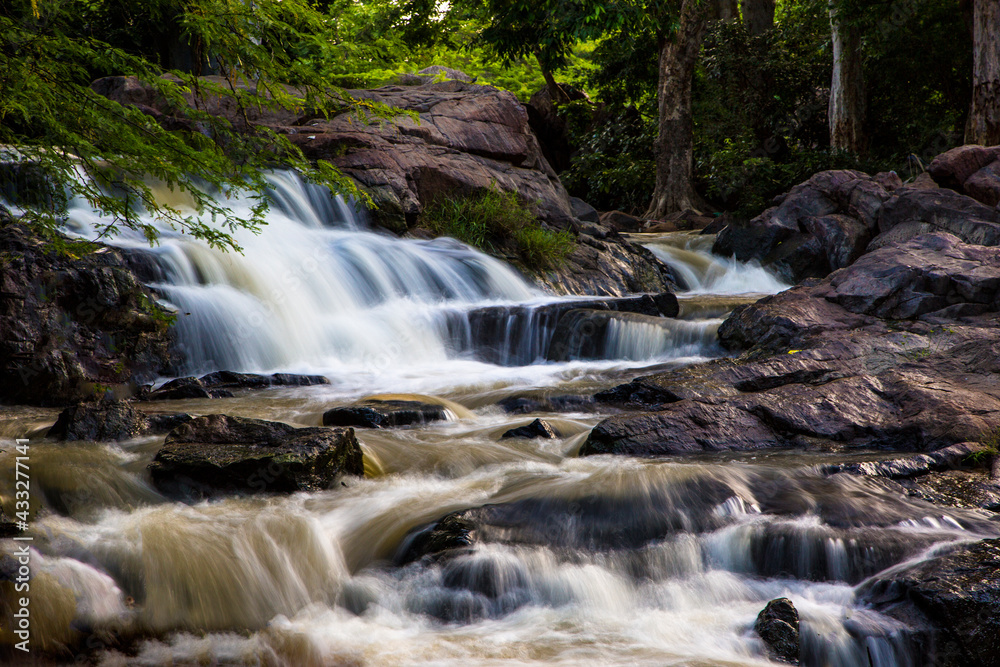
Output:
[967, 426, 1000, 466]
[697, 142, 894, 219]
[0, 0, 394, 251]
[562, 108, 656, 214]
[422, 187, 574, 271]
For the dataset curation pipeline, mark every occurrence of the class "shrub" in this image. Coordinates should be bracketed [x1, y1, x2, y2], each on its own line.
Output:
[422, 187, 574, 271]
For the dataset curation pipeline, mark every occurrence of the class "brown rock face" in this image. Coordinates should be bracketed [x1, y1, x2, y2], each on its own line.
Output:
[0, 224, 173, 406]
[150, 415, 364, 498]
[93, 76, 574, 234]
[583, 233, 1000, 457]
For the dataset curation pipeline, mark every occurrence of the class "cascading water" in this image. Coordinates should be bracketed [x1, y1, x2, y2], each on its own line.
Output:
[638, 232, 791, 296]
[3, 172, 986, 667]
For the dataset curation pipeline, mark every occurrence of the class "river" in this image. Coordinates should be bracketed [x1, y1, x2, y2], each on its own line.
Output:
[2, 174, 995, 666]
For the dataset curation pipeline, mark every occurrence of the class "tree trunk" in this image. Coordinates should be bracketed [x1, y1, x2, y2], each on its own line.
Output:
[828, 5, 866, 152]
[534, 49, 569, 104]
[645, 1, 710, 219]
[967, 0, 1000, 145]
[740, 0, 775, 36]
[718, 0, 739, 21]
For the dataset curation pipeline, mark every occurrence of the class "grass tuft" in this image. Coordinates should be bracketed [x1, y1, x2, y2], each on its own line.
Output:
[422, 187, 574, 271]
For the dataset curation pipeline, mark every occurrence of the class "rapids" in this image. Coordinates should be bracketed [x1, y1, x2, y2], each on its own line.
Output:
[2, 174, 991, 666]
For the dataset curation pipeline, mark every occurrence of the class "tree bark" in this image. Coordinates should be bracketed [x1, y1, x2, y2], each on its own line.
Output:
[828, 5, 866, 153]
[534, 49, 570, 104]
[966, 0, 1000, 145]
[645, 1, 710, 219]
[740, 0, 775, 36]
[718, 0, 739, 21]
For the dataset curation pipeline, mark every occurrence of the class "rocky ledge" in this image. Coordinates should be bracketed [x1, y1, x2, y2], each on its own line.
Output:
[714, 146, 1000, 285]
[149, 414, 364, 498]
[0, 223, 173, 406]
[583, 232, 1000, 457]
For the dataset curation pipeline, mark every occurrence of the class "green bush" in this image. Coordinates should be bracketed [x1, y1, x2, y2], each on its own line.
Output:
[422, 187, 574, 271]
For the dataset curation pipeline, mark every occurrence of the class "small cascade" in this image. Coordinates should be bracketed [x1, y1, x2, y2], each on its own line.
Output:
[639, 232, 790, 295]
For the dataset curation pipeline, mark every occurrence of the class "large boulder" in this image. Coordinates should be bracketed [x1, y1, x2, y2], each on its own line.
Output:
[0, 224, 172, 406]
[859, 538, 1000, 667]
[583, 234, 1000, 457]
[92, 76, 574, 233]
[149, 415, 363, 498]
[873, 187, 1000, 249]
[926, 144, 1000, 203]
[48, 400, 149, 441]
[713, 170, 896, 283]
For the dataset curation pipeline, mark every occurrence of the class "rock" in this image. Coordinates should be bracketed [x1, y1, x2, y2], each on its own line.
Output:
[48, 400, 194, 440]
[500, 419, 559, 440]
[94, 76, 574, 233]
[147, 376, 213, 400]
[524, 85, 588, 174]
[537, 234, 682, 296]
[396, 511, 477, 564]
[874, 187, 1000, 249]
[964, 159, 1000, 207]
[145, 412, 194, 434]
[859, 538, 1000, 667]
[754, 598, 799, 664]
[569, 197, 600, 223]
[713, 170, 895, 283]
[145, 371, 330, 400]
[417, 66, 473, 83]
[0, 224, 173, 406]
[149, 414, 363, 498]
[497, 395, 597, 414]
[322, 399, 450, 428]
[582, 234, 1000, 458]
[444, 294, 679, 366]
[545, 309, 687, 362]
[926, 144, 1000, 191]
[599, 210, 645, 233]
[48, 400, 149, 441]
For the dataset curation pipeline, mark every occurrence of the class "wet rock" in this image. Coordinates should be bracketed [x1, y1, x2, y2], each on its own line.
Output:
[147, 377, 213, 400]
[583, 234, 1000, 458]
[755, 598, 799, 664]
[146, 371, 330, 400]
[150, 414, 363, 498]
[820, 442, 986, 480]
[497, 394, 597, 414]
[500, 419, 559, 440]
[859, 538, 1000, 667]
[545, 309, 685, 362]
[445, 294, 679, 366]
[0, 224, 172, 406]
[95, 76, 574, 233]
[145, 412, 194, 434]
[48, 400, 149, 441]
[537, 234, 681, 296]
[322, 399, 449, 428]
[396, 511, 477, 564]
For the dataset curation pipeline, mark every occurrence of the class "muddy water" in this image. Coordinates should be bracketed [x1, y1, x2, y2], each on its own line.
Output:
[1, 179, 994, 666]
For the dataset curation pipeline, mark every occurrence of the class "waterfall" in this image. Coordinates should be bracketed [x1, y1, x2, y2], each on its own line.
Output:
[56, 172, 736, 378]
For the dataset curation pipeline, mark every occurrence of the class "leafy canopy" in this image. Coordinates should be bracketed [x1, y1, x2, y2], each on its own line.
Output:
[0, 0, 394, 251]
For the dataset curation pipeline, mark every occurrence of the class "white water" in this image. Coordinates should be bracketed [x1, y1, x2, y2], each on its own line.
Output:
[57, 172, 726, 383]
[637, 233, 790, 296]
[3, 172, 984, 667]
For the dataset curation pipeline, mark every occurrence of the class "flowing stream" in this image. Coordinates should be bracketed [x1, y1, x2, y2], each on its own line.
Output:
[3, 174, 996, 666]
